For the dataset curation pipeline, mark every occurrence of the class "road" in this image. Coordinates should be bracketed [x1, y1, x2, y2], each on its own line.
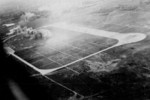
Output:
[8, 22, 147, 75]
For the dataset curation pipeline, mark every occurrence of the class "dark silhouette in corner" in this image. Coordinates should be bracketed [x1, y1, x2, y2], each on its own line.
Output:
[0, 38, 52, 100]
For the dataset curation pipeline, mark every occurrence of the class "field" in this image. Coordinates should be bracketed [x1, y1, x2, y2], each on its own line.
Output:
[2, 0, 150, 99]
[6, 27, 118, 71]
[5, 22, 150, 99]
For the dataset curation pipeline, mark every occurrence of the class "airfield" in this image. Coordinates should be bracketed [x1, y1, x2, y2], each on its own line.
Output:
[5, 22, 147, 97]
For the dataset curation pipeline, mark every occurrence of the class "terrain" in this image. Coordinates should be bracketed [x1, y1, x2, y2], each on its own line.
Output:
[1, 0, 150, 100]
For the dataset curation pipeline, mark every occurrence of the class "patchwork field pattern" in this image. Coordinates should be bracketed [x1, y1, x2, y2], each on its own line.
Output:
[6, 27, 118, 96]
[12, 27, 118, 70]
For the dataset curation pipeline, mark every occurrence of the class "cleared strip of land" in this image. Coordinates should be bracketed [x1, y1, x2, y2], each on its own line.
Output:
[9, 22, 147, 75]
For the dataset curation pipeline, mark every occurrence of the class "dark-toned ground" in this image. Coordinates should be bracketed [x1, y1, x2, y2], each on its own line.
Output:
[2, 1, 150, 100]
[4, 26, 150, 100]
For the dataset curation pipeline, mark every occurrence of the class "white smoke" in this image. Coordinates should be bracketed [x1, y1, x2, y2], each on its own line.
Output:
[0, 0, 149, 27]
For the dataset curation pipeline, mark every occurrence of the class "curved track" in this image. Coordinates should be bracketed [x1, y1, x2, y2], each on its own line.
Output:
[7, 22, 147, 75]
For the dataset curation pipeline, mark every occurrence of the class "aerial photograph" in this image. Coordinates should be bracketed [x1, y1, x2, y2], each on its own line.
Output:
[0, 0, 150, 100]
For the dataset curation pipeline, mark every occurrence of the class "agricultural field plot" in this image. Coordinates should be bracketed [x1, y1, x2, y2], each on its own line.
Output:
[46, 68, 98, 96]
[46, 67, 103, 96]
[45, 33, 149, 97]
[6, 27, 118, 70]
[46, 48, 121, 96]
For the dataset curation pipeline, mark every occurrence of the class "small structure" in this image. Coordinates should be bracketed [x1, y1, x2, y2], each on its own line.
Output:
[3, 23, 15, 27]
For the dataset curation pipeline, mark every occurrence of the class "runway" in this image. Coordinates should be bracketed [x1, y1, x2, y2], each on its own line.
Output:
[7, 22, 147, 75]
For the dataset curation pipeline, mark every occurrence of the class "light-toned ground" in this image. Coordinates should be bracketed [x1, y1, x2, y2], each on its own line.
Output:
[8, 22, 146, 75]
